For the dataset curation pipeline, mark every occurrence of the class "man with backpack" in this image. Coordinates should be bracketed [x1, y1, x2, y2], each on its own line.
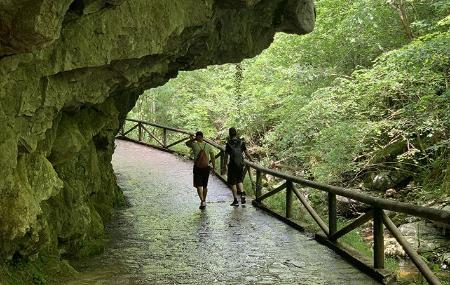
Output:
[186, 131, 216, 210]
[225, 127, 252, 206]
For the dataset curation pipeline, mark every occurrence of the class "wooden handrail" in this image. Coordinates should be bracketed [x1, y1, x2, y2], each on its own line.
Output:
[126, 118, 192, 135]
[122, 118, 450, 225]
[118, 118, 449, 285]
[246, 159, 450, 224]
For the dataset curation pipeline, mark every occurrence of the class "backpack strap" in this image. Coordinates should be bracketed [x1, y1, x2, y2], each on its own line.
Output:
[233, 138, 242, 148]
[196, 142, 206, 158]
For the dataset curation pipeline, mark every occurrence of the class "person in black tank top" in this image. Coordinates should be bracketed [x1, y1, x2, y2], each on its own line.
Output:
[225, 127, 253, 206]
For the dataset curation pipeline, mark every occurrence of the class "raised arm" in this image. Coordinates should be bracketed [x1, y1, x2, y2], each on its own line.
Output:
[209, 147, 216, 171]
[244, 149, 253, 161]
[242, 140, 253, 161]
[185, 135, 195, 148]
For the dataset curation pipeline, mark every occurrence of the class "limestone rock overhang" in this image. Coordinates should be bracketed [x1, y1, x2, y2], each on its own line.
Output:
[0, 0, 315, 262]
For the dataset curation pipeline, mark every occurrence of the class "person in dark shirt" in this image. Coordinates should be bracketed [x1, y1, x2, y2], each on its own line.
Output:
[225, 127, 252, 206]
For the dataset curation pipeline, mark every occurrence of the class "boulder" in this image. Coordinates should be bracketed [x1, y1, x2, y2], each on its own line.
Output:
[367, 171, 412, 192]
[385, 188, 397, 198]
[372, 172, 393, 191]
[443, 252, 450, 266]
[431, 204, 450, 231]
[385, 221, 450, 257]
[336, 196, 371, 218]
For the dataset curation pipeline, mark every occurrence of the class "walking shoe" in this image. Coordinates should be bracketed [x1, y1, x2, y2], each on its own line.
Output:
[230, 199, 239, 206]
[199, 201, 206, 210]
[241, 195, 246, 204]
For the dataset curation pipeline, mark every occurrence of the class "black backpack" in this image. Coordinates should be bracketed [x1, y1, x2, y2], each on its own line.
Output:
[228, 138, 244, 168]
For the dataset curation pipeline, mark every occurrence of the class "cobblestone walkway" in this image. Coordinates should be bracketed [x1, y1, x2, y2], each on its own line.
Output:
[65, 140, 380, 285]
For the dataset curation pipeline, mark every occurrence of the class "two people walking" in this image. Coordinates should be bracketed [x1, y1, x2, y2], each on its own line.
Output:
[186, 127, 252, 210]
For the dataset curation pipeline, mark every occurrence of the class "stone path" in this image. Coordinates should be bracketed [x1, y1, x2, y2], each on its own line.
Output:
[64, 140, 380, 285]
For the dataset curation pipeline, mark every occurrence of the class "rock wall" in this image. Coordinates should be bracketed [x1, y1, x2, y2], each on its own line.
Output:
[0, 0, 315, 262]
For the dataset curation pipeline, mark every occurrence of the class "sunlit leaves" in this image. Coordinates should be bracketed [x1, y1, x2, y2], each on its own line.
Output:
[129, 1, 449, 192]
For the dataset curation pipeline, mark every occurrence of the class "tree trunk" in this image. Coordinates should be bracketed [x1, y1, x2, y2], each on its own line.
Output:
[387, 0, 414, 41]
[235, 63, 244, 99]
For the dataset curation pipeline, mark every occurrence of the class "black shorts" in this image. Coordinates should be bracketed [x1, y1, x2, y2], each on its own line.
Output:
[227, 164, 245, 185]
[193, 166, 210, 188]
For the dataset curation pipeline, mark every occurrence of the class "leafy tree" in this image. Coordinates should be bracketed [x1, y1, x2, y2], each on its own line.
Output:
[129, 0, 450, 195]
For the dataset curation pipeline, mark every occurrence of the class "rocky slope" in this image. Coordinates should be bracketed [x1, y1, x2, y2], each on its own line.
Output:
[0, 0, 315, 265]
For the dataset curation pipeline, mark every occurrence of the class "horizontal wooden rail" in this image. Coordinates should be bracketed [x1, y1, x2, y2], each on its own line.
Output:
[126, 118, 192, 135]
[166, 137, 189, 149]
[244, 161, 450, 224]
[117, 118, 450, 285]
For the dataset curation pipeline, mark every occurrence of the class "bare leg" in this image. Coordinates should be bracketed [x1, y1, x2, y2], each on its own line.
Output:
[196, 186, 204, 202]
[237, 182, 244, 194]
[203, 187, 208, 202]
[237, 182, 246, 204]
[231, 185, 238, 200]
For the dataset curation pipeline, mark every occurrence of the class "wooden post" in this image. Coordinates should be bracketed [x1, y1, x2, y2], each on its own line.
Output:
[286, 181, 293, 219]
[256, 170, 262, 199]
[138, 123, 142, 141]
[328, 193, 337, 237]
[162, 128, 167, 148]
[373, 208, 385, 269]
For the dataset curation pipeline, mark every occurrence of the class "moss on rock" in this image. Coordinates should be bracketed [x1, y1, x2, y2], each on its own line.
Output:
[0, 0, 315, 282]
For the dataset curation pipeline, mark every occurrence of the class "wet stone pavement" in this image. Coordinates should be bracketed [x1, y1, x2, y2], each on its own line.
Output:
[64, 140, 380, 285]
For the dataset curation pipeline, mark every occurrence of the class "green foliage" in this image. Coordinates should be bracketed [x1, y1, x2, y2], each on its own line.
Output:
[129, 1, 450, 196]
[128, 8, 450, 278]
[130, 65, 238, 138]
[0, 255, 77, 285]
[271, 29, 450, 184]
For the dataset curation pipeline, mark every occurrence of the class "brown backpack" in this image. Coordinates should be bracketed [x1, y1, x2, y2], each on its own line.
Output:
[194, 144, 209, 169]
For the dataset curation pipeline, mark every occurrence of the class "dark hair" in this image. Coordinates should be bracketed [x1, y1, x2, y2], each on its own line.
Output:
[195, 131, 203, 137]
[229, 127, 237, 137]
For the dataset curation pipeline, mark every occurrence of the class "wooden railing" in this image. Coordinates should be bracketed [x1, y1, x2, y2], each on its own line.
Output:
[117, 118, 450, 285]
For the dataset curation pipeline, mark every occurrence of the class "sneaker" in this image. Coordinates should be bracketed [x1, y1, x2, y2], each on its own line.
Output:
[230, 199, 239, 206]
[199, 201, 206, 210]
[241, 195, 246, 204]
